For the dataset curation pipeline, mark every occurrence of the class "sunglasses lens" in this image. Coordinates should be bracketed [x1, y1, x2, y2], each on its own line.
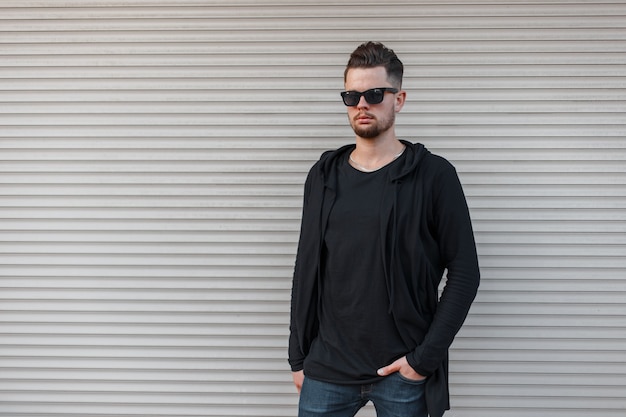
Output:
[341, 91, 360, 106]
[364, 89, 384, 104]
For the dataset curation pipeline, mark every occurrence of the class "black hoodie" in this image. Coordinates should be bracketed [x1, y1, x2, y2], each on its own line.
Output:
[289, 141, 480, 417]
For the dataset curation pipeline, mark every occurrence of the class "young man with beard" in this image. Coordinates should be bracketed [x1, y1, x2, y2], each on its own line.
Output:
[288, 41, 480, 417]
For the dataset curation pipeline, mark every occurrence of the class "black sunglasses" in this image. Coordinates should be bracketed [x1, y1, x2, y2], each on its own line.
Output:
[340, 87, 398, 106]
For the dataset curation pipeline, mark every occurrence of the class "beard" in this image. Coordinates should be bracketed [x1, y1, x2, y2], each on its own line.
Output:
[350, 109, 396, 139]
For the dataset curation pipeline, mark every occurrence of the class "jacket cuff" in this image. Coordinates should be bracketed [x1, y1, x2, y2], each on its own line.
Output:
[288, 359, 304, 372]
[407, 348, 434, 377]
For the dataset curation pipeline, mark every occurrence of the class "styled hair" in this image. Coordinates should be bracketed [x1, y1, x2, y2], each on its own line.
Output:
[344, 41, 404, 88]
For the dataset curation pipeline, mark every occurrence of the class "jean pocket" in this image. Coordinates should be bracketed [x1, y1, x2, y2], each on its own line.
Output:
[395, 371, 427, 385]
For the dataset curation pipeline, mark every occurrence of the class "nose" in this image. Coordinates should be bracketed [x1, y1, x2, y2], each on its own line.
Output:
[356, 95, 370, 109]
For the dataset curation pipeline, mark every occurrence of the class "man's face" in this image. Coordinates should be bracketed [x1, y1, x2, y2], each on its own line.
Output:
[344, 66, 404, 139]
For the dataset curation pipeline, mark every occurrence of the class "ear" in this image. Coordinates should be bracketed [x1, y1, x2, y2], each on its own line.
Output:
[394, 90, 407, 113]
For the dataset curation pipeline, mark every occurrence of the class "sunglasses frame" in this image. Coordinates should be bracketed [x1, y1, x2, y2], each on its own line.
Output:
[340, 87, 399, 106]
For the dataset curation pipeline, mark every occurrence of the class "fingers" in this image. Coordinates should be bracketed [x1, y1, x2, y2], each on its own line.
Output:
[292, 370, 304, 393]
[377, 356, 425, 381]
[376, 366, 390, 376]
[377, 358, 402, 376]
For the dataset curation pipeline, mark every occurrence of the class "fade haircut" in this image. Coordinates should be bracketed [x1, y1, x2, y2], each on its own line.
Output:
[344, 41, 404, 89]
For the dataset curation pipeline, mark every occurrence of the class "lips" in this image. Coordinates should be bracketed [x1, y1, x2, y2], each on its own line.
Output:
[355, 113, 374, 123]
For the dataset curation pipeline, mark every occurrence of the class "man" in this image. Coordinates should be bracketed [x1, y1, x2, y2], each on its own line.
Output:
[288, 41, 480, 417]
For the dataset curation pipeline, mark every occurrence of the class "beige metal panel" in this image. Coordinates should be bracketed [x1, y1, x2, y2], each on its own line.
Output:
[1, 1, 625, 417]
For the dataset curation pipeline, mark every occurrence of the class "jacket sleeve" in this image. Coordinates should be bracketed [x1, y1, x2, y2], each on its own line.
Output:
[288, 305, 305, 371]
[407, 161, 480, 376]
[288, 169, 314, 372]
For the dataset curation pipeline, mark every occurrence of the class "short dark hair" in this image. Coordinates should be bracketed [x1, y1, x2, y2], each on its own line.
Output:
[344, 41, 404, 88]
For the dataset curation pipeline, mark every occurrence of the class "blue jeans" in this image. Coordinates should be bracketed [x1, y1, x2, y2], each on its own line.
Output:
[298, 373, 427, 417]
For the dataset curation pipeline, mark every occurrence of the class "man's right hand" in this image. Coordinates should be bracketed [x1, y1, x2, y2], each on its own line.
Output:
[292, 370, 304, 393]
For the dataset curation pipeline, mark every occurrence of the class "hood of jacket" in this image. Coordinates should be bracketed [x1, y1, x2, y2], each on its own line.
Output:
[316, 139, 428, 188]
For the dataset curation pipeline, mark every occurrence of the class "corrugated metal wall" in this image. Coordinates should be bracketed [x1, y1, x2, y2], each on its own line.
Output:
[0, 1, 624, 416]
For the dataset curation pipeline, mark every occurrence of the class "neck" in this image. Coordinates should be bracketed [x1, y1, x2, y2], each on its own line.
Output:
[354, 131, 403, 157]
[349, 135, 405, 172]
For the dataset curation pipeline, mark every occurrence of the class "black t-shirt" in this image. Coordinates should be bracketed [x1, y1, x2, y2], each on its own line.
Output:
[303, 154, 408, 384]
